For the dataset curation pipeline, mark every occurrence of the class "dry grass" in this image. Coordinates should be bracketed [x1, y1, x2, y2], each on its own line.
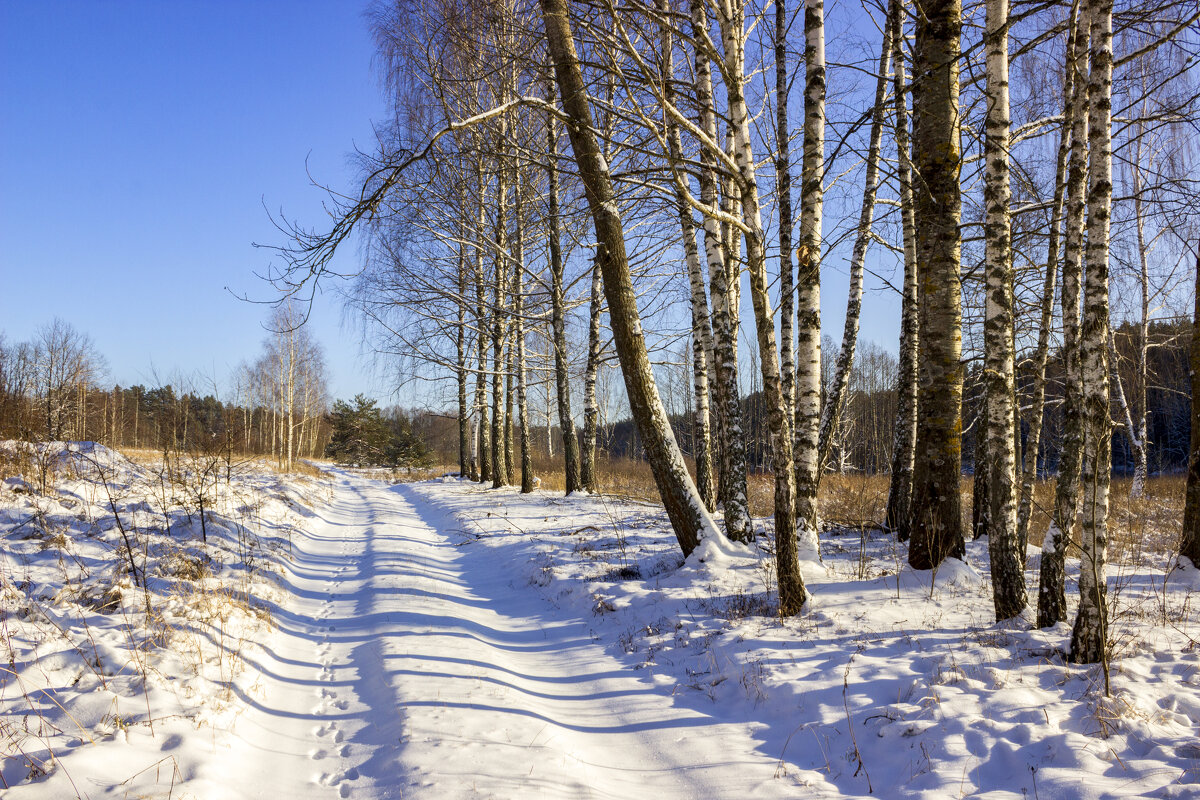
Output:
[119, 448, 332, 481]
[818, 473, 892, 530]
[1018, 474, 1184, 563]
[0, 443, 37, 483]
[276, 459, 327, 480]
[516, 453, 1188, 563]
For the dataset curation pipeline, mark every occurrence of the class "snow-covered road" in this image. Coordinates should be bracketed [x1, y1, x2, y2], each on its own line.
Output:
[7, 449, 1198, 798]
[223, 472, 796, 800]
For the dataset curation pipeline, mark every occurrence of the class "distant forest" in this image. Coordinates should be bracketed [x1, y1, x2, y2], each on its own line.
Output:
[579, 319, 1193, 479]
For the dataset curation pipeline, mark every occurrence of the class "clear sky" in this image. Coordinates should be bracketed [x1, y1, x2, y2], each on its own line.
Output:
[1, 1, 389, 402]
[1, 1, 910, 414]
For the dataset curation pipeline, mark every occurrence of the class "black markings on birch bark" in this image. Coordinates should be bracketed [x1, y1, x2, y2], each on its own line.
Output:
[691, 0, 751, 543]
[513, 177, 534, 494]
[491, 131, 509, 489]
[581, 263, 602, 493]
[777, 0, 796, 436]
[983, 0, 1026, 621]
[792, 0, 825, 548]
[456, 228, 470, 478]
[545, 105, 581, 496]
[713, 0, 808, 611]
[660, 9, 716, 512]
[475, 177, 492, 484]
[1039, 5, 1088, 630]
[1070, 0, 1114, 669]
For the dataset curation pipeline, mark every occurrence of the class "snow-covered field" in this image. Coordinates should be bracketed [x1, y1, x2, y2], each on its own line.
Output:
[0, 442, 329, 797]
[3, 446, 1199, 798]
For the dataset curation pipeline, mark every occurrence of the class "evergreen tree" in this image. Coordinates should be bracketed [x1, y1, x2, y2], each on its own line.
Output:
[325, 395, 393, 465]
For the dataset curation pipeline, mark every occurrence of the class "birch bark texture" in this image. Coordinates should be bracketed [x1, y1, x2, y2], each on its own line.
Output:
[491, 141, 510, 489]
[513, 182, 534, 494]
[1039, 7, 1089, 629]
[983, 0, 1026, 620]
[1070, 0, 1115, 666]
[907, 0, 966, 570]
[662, 15, 716, 512]
[475, 248, 491, 484]
[714, 0, 809, 610]
[456, 235, 470, 477]
[691, 0, 752, 542]
[776, 0, 796, 446]
[793, 0, 825, 549]
[581, 262, 602, 492]
[545, 108, 582, 495]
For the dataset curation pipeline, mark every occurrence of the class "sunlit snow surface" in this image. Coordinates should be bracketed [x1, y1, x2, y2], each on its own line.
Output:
[3, 450, 1199, 798]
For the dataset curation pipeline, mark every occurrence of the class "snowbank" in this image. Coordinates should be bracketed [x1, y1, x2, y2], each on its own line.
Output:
[0, 441, 329, 796]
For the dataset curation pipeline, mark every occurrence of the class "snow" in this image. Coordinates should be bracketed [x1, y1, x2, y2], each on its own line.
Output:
[3, 449, 1199, 798]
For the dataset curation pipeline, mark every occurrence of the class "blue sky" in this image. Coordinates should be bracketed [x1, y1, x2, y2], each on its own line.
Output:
[1, 0, 908, 413]
[1, 1, 389, 401]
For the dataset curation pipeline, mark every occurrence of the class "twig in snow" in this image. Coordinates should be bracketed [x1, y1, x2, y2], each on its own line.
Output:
[843, 655, 873, 793]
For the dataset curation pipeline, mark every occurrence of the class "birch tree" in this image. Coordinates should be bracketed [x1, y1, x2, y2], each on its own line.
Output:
[792, 0, 825, 543]
[775, 0, 796, 471]
[907, 0, 966, 570]
[1182, 246, 1200, 569]
[580, 262, 603, 492]
[982, 0, 1026, 620]
[662, 15, 717, 511]
[541, 0, 724, 557]
[545, 104, 583, 495]
[1070, 0, 1115, 667]
[885, 0, 919, 540]
[1039, 7, 1089, 629]
[691, 0, 752, 542]
[714, 0, 810, 605]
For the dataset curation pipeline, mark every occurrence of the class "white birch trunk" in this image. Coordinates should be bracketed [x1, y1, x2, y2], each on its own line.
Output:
[661, 13, 717, 511]
[716, 0, 809, 611]
[1039, 5, 1088, 628]
[983, 0, 1026, 621]
[581, 263, 602, 492]
[691, 0, 752, 542]
[1070, 0, 1114, 669]
[792, 0, 825, 551]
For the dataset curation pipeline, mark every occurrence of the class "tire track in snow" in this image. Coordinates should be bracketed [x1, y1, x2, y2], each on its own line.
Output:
[371, 480, 801, 800]
[220, 473, 800, 799]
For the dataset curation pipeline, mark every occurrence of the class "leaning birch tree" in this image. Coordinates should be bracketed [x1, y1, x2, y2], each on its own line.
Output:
[540, 0, 723, 556]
